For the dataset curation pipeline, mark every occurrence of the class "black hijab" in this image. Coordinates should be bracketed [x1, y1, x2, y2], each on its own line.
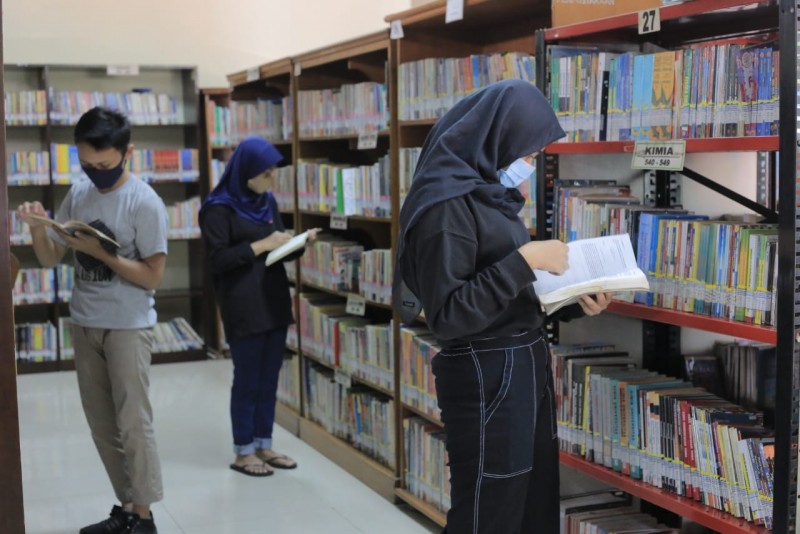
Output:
[393, 79, 565, 322]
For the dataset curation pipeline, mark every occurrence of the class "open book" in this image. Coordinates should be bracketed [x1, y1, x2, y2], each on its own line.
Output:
[265, 231, 309, 266]
[532, 234, 649, 315]
[28, 214, 121, 250]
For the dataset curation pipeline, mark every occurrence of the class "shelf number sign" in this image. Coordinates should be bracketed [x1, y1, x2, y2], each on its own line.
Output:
[390, 20, 405, 40]
[357, 132, 379, 150]
[638, 8, 661, 35]
[631, 140, 686, 171]
[246, 67, 259, 82]
[346, 294, 367, 317]
[330, 213, 348, 230]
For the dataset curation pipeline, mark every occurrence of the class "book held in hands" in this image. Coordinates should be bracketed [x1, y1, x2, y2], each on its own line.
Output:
[265, 231, 309, 266]
[28, 214, 121, 250]
[532, 234, 649, 315]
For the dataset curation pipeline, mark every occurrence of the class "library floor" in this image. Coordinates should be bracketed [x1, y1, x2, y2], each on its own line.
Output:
[18, 359, 440, 534]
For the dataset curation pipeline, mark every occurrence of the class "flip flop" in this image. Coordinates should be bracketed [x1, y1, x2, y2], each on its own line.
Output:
[258, 453, 298, 470]
[230, 462, 274, 477]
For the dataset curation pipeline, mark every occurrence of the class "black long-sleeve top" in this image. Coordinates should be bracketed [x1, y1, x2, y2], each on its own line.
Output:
[401, 193, 583, 347]
[201, 200, 302, 341]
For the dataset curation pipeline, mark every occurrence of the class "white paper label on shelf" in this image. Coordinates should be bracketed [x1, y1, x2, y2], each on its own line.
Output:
[638, 8, 661, 35]
[106, 65, 140, 76]
[346, 294, 367, 317]
[246, 67, 259, 82]
[294, 62, 302, 77]
[445, 0, 464, 23]
[390, 20, 405, 40]
[357, 132, 379, 150]
[330, 213, 348, 230]
[335, 367, 352, 387]
[631, 140, 686, 171]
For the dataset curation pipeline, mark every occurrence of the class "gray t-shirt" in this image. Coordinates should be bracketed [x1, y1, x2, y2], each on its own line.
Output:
[51, 176, 168, 329]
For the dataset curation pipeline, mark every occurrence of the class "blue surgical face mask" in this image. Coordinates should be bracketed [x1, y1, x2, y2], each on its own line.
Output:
[498, 158, 535, 189]
[82, 155, 126, 190]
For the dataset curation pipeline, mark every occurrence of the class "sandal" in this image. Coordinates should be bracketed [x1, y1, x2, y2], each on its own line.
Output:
[257, 451, 298, 470]
[229, 462, 274, 477]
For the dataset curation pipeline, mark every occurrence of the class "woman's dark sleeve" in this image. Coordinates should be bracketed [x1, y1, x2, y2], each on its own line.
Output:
[413, 229, 535, 342]
[201, 206, 257, 275]
[553, 303, 586, 322]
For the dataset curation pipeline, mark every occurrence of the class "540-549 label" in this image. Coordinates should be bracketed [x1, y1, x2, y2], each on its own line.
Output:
[631, 140, 686, 171]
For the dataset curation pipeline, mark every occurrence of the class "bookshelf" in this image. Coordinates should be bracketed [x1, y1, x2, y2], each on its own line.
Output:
[6, 64, 208, 373]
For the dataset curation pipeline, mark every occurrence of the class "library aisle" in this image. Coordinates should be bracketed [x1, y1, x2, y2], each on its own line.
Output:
[17, 360, 439, 534]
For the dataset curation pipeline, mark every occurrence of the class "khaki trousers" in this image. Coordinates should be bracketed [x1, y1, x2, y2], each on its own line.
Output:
[72, 326, 163, 505]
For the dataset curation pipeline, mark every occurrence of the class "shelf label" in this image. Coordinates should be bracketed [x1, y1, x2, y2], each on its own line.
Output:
[357, 132, 379, 150]
[631, 140, 686, 171]
[335, 367, 353, 387]
[638, 8, 661, 35]
[330, 213, 348, 230]
[294, 62, 302, 77]
[346, 294, 367, 317]
[445, 0, 464, 23]
[390, 20, 405, 40]
[106, 64, 140, 76]
[246, 67, 259, 82]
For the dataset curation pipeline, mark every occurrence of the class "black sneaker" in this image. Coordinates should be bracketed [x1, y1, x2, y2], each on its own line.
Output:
[128, 514, 158, 534]
[79, 505, 137, 534]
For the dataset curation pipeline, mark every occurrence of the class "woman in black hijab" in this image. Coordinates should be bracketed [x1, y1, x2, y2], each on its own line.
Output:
[394, 79, 611, 533]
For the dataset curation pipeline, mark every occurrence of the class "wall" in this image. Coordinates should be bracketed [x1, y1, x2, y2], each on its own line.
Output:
[4, 0, 411, 88]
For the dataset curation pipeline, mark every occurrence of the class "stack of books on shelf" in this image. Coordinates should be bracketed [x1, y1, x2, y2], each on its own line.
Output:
[552, 343, 776, 530]
[340, 322, 394, 391]
[304, 361, 395, 468]
[559, 492, 630, 533]
[404, 417, 450, 513]
[210, 159, 226, 189]
[400, 326, 441, 422]
[277, 354, 301, 411]
[548, 41, 779, 143]
[56, 265, 74, 302]
[230, 99, 292, 143]
[5, 90, 48, 125]
[358, 249, 392, 305]
[15, 322, 58, 362]
[206, 100, 232, 146]
[296, 158, 391, 217]
[297, 293, 368, 365]
[152, 318, 204, 353]
[297, 82, 388, 137]
[274, 166, 295, 212]
[9, 212, 32, 245]
[299, 237, 363, 293]
[59, 317, 75, 360]
[398, 52, 536, 121]
[51, 145, 200, 184]
[8, 150, 50, 185]
[49, 90, 180, 125]
[563, 504, 678, 533]
[13, 268, 56, 305]
[166, 196, 201, 239]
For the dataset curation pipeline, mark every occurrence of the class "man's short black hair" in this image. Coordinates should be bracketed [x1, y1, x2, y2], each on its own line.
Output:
[74, 107, 131, 154]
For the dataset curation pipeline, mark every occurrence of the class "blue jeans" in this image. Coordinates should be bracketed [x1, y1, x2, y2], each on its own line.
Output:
[228, 328, 288, 456]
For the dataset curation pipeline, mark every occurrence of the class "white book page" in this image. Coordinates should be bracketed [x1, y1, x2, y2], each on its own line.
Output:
[266, 231, 309, 266]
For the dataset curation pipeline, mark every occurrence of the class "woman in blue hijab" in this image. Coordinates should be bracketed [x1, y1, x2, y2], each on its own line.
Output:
[201, 137, 317, 477]
[394, 80, 611, 532]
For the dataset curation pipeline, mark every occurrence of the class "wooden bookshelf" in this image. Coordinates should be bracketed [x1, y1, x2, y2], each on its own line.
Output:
[396, 488, 447, 527]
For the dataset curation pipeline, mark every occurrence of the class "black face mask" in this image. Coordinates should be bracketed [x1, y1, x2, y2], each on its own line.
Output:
[82, 154, 126, 190]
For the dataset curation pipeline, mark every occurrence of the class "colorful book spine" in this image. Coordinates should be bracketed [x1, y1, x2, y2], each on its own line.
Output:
[297, 158, 390, 217]
[404, 417, 451, 513]
[5, 90, 48, 125]
[358, 249, 392, 305]
[13, 268, 56, 305]
[7, 150, 50, 186]
[399, 326, 441, 422]
[166, 196, 201, 239]
[49, 90, 179, 125]
[277, 354, 301, 411]
[297, 82, 388, 137]
[299, 238, 363, 293]
[15, 322, 58, 362]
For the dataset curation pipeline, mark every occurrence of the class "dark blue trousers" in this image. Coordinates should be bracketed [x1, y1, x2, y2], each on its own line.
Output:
[228, 327, 288, 455]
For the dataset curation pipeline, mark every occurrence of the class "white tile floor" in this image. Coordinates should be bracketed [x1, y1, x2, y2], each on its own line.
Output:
[18, 359, 440, 534]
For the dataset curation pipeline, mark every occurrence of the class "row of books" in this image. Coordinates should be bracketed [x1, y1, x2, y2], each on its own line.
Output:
[299, 237, 363, 293]
[339, 322, 394, 392]
[304, 362, 396, 468]
[273, 166, 295, 212]
[49, 90, 180, 125]
[166, 196, 201, 240]
[51, 144, 200, 184]
[15, 321, 59, 362]
[553, 181, 778, 326]
[397, 52, 536, 121]
[549, 42, 778, 143]
[552, 343, 775, 529]
[10, 211, 34, 245]
[297, 82, 388, 138]
[399, 326, 441, 422]
[358, 249, 392, 305]
[560, 494, 678, 534]
[286, 287, 299, 352]
[404, 416, 450, 514]
[399, 146, 537, 230]
[6, 90, 48, 125]
[151, 318, 205, 353]
[8, 150, 50, 185]
[296, 158, 391, 217]
[207, 98, 293, 146]
[13, 266, 73, 305]
[277, 354, 301, 411]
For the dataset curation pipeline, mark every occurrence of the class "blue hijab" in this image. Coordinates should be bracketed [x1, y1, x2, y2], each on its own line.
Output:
[201, 137, 284, 225]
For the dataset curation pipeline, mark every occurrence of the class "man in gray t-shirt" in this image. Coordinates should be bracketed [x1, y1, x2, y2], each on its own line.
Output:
[18, 107, 167, 534]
